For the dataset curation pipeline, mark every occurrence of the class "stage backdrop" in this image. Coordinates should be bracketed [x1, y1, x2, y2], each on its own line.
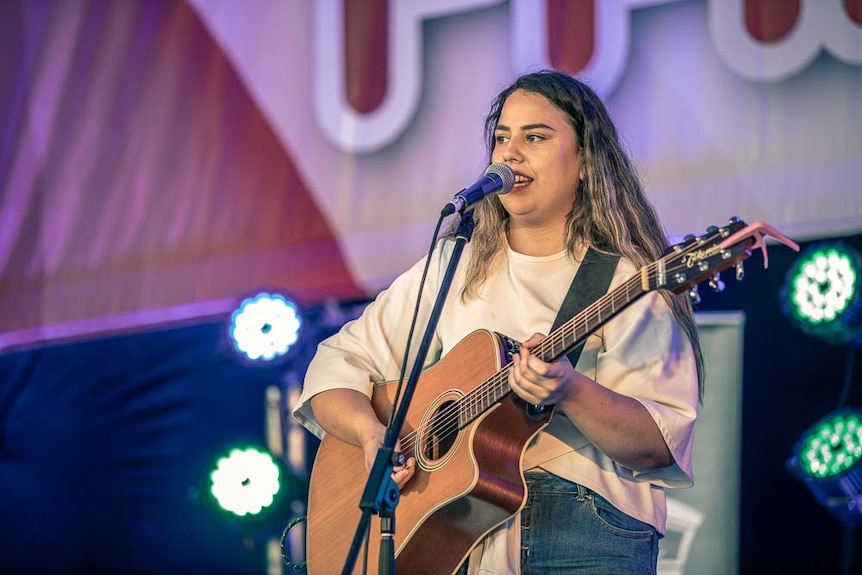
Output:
[1, 2, 861, 574]
[0, 0, 860, 350]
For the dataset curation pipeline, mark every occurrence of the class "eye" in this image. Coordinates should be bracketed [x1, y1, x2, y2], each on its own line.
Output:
[526, 133, 545, 143]
[494, 134, 509, 144]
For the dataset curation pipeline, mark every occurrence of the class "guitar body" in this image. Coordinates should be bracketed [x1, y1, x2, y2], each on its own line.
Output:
[306, 329, 552, 575]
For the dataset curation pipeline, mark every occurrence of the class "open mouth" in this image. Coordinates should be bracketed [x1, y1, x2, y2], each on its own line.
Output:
[513, 174, 533, 188]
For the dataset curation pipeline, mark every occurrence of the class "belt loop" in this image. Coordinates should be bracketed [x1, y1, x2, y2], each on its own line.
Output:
[574, 482, 587, 502]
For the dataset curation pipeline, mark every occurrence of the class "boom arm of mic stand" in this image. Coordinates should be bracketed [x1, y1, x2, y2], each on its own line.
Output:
[339, 212, 476, 575]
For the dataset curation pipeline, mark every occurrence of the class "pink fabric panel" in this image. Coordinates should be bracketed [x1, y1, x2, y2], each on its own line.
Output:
[0, 0, 360, 339]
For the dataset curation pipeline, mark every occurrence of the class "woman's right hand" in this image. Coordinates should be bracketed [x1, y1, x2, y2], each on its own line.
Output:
[361, 426, 416, 490]
[311, 389, 416, 489]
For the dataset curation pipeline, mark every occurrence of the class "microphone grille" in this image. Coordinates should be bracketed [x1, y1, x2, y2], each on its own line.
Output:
[485, 163, 515, 194]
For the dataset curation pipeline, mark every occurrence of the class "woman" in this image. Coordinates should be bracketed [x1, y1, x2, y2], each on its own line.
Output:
[294, 69, 702, 574]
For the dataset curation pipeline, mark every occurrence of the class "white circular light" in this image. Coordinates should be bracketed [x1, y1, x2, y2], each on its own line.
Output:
[210, 447, 281, 516]
[229, 292, 302, 362]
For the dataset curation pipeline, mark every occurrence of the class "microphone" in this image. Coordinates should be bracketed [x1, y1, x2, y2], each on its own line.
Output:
[441, 163, 515, 216]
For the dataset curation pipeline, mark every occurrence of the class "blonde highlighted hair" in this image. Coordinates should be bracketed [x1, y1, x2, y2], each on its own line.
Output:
[460, 70, 705, 398]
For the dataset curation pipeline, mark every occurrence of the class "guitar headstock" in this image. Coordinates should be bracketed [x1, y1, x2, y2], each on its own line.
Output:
[650, 218, 753, 296]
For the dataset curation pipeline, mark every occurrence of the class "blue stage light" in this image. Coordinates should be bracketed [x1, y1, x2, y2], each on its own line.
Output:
[229, 292, 303, 362]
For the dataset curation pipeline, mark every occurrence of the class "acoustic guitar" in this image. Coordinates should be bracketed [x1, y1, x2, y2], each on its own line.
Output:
[304, 218, 796, 574]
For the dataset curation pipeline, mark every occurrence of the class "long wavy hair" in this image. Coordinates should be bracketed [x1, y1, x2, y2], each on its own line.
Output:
[461, 70, 705, 398]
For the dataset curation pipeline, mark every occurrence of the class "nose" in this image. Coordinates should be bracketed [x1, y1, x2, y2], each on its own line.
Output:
[497, 139, 523, 165]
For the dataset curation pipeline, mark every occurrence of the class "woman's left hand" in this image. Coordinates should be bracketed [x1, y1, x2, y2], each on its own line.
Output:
[509, 333, 585, 406]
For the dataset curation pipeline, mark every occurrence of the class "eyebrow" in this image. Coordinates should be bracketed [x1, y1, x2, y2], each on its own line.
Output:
[495, 123, 556, 132]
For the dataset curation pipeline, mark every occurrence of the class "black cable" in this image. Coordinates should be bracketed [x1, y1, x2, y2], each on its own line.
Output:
[383, 213, 447, 433]
[350, 212, 449, 574]
[841, 524, 853, 575]
[835, 345, 857, 409]
[280, 516, 307, 570]
[836, 345, 858, 575]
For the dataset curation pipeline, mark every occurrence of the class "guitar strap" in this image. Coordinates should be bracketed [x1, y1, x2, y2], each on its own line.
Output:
[550, 247, 620, 368]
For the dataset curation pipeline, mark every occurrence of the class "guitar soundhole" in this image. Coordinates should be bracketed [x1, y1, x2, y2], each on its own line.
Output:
[421, 399, 459, 462]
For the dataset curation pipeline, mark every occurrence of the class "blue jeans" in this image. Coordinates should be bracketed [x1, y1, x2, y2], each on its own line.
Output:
[519, 471, 659, 574]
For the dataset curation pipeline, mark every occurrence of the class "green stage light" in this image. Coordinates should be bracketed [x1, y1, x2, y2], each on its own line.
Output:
[210, 446, 281, 517]
[788, 408, 862, 527]
[798, 410, 862, 479]
[781, 242, 862, 346]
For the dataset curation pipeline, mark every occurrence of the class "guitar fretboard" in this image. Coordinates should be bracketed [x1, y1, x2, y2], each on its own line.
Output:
[456, 274, 648, 428]
[402, 218, 759, 462]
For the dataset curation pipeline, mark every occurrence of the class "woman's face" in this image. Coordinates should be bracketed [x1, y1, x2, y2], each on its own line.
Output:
[491, 90, 582, 228]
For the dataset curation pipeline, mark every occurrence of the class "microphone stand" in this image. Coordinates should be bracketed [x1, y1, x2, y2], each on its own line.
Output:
[340, 211, 476, 575]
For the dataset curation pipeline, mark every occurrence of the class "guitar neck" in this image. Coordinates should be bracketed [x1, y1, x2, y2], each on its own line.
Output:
[534, 274, 647, 364]
[458, 216, 762, 427]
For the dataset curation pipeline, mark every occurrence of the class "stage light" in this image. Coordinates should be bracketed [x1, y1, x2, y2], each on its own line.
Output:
[229, 292, 303, 362]
[787, 408, 862, 527]
[781, 242, 862, 346]
[209, 445, 282, 517]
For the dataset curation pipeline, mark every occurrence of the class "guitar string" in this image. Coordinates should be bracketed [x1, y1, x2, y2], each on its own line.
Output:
[398, 233, 738, 460]
[398, 253, 696, 459]
[396, 273, 641, 458]
[398, 271, 645, 458]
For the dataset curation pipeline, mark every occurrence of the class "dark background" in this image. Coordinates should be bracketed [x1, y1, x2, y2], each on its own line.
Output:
[696, 232, 862, 575]
[1, 232, 862, 574]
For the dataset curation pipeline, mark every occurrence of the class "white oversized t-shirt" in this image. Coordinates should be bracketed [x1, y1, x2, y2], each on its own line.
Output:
[293, 238, 699, 571]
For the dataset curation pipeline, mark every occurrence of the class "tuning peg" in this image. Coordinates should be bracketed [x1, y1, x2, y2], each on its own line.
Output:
[688, 284, 701, 304]
[709, 273, 725, 292]
[735, 261, 745, 281]
[706, 225, 719, 234]
[683, 233, 696, 244]
[728, 216, 741, 224]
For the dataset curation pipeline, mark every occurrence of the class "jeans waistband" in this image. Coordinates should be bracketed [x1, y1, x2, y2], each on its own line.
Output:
[524, 470, 590, 500]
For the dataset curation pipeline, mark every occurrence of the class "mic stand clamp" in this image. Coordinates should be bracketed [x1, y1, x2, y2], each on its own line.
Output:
[340, 445, 401, 575]
[364, 447, 401, 575]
